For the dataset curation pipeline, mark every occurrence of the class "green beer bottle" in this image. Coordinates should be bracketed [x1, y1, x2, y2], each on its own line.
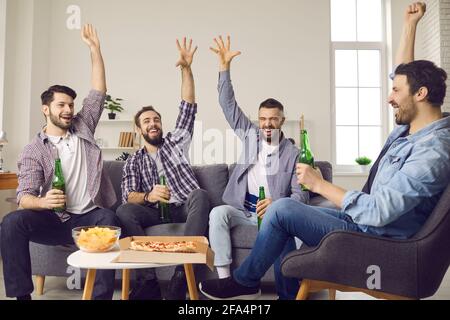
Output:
[52, 158, 66, 213]
[159, 175, 171, 223]
[299, 115, 315, 191]
[257, 186, 266, 230]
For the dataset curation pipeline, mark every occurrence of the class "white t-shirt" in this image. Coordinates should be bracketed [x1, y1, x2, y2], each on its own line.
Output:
[47, 132, 96, 214]
[245, 140, 277, 212]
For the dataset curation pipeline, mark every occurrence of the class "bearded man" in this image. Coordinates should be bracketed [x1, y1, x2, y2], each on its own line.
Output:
[116, 38, 210, 300]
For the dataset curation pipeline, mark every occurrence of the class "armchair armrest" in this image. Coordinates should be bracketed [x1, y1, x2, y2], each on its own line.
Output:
[281, 230, 419, 298]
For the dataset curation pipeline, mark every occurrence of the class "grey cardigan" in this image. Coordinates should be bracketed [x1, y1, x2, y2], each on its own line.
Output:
[218, 71, 309, 215]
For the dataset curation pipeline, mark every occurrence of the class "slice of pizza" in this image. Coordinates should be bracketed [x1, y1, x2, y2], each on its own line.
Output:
[130, 240, 197, 253]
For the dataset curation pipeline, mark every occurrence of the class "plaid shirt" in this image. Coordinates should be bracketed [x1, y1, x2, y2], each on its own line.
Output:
[16, 90, 117, 221]
[121, 101, 200, 204]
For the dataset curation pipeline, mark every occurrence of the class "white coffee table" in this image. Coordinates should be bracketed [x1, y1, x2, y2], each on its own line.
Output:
[67, 247, 199, 300]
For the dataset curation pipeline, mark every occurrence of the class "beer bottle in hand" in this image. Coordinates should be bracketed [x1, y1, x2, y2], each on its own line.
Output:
[52, 158, 66, 213]
[257, 186, 266, 231]
[299, 115, 315, 191]
[159, 175, 171, 223]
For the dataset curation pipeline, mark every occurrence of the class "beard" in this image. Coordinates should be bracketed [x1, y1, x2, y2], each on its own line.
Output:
[142, 129, 164, 146]
[49, 110, 72, 130]
[394, 100, 418, 125]
[261, 126, 281, 143]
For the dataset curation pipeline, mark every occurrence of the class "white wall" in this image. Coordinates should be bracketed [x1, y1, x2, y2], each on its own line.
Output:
[0, 0, 51, 219]
[0, 0, 6, 130]
[46, 0, 332, 165]
[418, 0, 450, 112]
[2, 0, 440, 195]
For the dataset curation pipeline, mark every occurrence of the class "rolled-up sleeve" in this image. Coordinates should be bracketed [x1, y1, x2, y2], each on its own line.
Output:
[16, 148, 44, 204]
[77, 90, 107, 134]
[342, 144, 450, 227]
[168, 101, 197, 147]
[121, 156, 142, 204]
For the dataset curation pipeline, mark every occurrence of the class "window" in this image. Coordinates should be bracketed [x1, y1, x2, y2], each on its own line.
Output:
[331, 0, 388, 170]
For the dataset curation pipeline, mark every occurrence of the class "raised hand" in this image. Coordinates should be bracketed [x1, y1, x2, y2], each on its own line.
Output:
[210, 35, 241, 71]
[176, 37, 198, 69]
[81, 24, 100, 50]
[404, 2, 426, 25]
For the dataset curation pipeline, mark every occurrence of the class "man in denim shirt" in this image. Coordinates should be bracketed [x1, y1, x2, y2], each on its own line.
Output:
[200, 2, 450, 300]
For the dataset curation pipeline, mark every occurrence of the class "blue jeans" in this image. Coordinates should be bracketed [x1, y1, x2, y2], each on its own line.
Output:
[233, 198, 363, 299]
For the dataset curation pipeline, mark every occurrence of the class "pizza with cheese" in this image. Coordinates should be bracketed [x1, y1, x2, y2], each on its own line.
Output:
[130, 240, 197, 253]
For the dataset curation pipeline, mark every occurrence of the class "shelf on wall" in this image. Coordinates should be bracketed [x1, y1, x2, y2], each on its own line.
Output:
[100, 147, 136, 151]
[99, 119, 134, 123]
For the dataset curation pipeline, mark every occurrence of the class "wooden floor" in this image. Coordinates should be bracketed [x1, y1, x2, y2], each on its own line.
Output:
[1, 258, 449, 300]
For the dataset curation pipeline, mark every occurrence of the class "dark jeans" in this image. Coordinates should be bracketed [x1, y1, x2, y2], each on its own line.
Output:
[116, 189, 210, 281]
[0, 207, 120, 299]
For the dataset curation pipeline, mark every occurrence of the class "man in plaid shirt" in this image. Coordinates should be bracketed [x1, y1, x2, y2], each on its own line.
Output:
[116, 38, 210, 300]
[0, 25, 119, 300]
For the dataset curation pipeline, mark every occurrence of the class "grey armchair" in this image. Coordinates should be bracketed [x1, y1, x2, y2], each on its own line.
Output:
[281, 183, 450, 300]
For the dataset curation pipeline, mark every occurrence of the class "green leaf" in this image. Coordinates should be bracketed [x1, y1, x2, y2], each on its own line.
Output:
[355, 156, 372, 165]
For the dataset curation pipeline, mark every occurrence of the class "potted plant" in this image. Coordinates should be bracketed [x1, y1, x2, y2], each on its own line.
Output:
[355, 156, 372, 173]
[104, 95, 124, 120]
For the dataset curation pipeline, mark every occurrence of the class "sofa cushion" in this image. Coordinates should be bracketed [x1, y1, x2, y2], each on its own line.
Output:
[231, 225, 258, 249]
[228, 161, 333, 200]
[103, 161, 126, 211]
[104, 161, 228, 210]
[144, 223, 185, 236]
[192, 164, 228, 208]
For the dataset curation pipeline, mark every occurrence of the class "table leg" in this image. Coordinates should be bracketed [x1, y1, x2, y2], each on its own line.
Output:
[82, 269, 97, 300]
[184, 264, 199, 300]
[122, 269, 130, 300]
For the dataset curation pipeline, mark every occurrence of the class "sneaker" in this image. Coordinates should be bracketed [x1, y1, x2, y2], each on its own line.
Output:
[129, 279, 162, 300]
[165, 270, 187, 300]
[199, 277, 261, 300]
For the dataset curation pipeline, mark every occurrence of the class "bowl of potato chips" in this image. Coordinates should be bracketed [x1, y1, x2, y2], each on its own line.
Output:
[72, 226, 121, 253]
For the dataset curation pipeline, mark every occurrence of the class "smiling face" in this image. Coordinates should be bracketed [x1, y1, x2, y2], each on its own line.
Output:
[258, 107, 285, 142]
[388, 74, 418, 125]
[42, 92, 75, 130]
[138, 110, 164, 146]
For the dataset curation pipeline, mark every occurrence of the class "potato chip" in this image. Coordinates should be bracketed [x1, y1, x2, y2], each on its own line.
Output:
[75, 227, 119, 252]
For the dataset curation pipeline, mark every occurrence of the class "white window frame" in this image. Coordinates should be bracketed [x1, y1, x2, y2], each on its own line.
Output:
[330, 0, 390, 173]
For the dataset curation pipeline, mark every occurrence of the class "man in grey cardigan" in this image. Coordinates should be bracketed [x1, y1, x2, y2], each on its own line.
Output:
[203, 36, 310, 300]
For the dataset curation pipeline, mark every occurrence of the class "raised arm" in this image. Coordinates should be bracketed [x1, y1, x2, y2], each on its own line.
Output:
[166, 38, 199, 149]
[210, 36, 254, 140]
[81, 24, 106, 93]
[77, 24, 107, 133]
[395, 2, 426, 65]
[176, 38, 197, 104]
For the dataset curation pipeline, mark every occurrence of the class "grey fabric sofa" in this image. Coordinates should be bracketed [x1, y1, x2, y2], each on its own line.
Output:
[1, 160, 334, 294]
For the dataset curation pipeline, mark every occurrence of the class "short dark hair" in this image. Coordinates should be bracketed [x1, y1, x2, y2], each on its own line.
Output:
[41, 85, 77, 106]
[394, 60, 447, 107]
[259, 98, 284, 112]
[134, 106, 162, 128]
